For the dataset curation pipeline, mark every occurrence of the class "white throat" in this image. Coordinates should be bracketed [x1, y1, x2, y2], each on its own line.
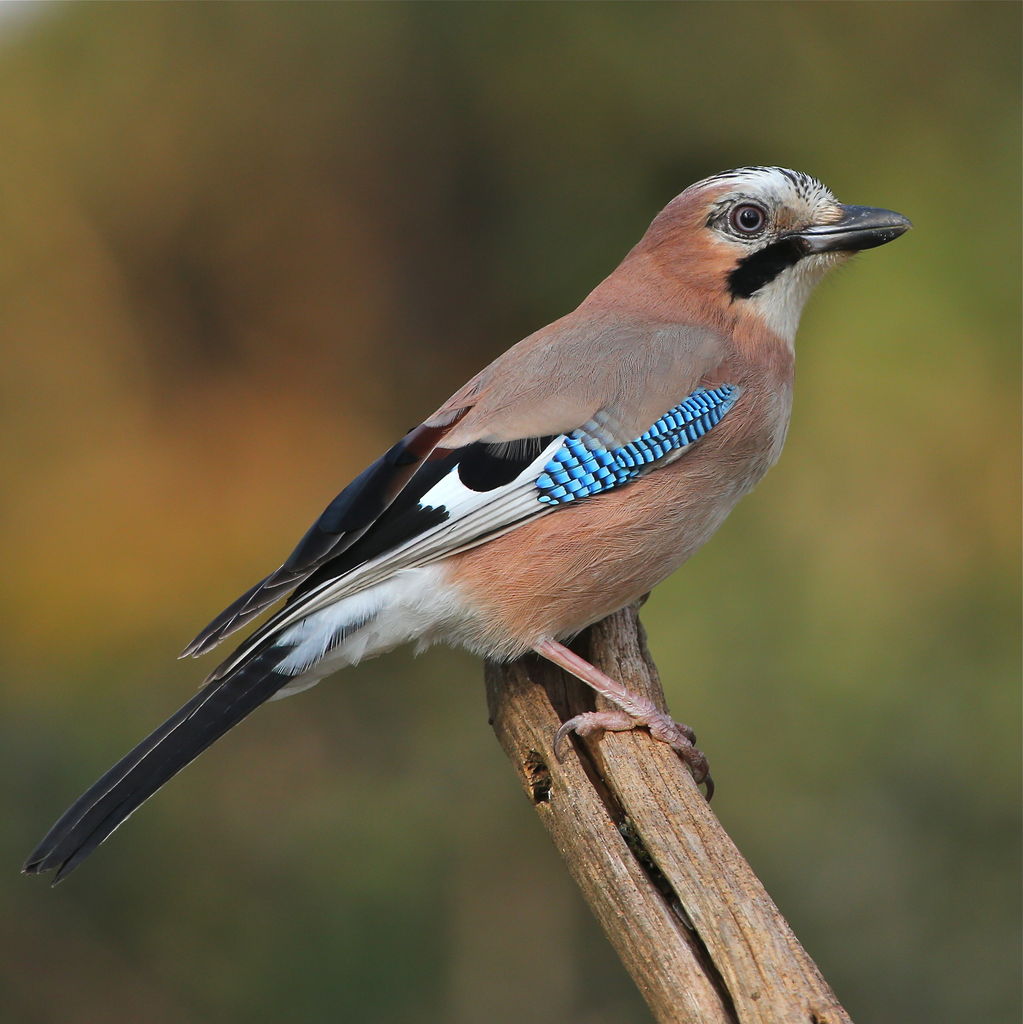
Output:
[745, 257, 832, 347]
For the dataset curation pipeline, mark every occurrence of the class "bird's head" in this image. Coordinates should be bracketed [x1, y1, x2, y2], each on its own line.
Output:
[630, 166, 911, 345]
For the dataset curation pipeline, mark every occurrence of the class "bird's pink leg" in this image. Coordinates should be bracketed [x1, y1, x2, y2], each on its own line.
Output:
[533, 637, 712, 796]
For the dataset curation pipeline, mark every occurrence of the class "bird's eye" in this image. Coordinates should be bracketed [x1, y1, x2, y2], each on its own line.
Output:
[730, 204, 767, 234]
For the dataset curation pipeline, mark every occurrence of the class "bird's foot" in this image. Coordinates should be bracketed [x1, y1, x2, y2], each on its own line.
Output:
[534, 636, 713, 798]
[553, 706, 712, 798]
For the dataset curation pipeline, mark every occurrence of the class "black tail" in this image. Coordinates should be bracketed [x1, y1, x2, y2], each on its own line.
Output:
[23, 646, 292, 883]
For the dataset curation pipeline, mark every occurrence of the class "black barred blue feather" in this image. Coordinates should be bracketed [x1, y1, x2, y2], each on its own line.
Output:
[536, 386, 739, 505]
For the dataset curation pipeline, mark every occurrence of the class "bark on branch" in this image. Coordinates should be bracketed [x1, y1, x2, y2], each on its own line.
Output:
[485, 604, 853, 1024]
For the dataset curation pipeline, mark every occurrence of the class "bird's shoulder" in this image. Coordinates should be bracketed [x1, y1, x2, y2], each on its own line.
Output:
[435, 308, 732, 448]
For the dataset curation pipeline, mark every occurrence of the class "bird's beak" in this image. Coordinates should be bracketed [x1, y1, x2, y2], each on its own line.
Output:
[795, 204, 912, 255]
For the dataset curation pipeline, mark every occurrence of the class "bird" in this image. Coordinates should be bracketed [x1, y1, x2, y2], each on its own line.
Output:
[24, 166, 910, 882]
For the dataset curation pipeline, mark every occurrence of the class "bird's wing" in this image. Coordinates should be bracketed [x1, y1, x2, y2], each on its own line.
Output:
[196, 382, 742, 681]
[181, 410, 473, 657]
[185, 313, 733, 662]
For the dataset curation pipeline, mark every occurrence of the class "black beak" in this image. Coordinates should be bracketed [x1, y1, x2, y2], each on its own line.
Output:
[795, 204, 912, 255]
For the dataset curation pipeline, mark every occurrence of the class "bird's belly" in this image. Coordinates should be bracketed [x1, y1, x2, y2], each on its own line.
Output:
[441, 443, 761, 660]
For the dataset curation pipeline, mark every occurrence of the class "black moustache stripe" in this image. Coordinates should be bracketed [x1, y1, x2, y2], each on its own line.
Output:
[728, 237, 805, 300]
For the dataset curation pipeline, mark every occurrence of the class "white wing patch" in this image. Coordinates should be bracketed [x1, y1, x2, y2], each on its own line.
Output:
[281, 435, 564, 616]
[214, 436, 565, 678]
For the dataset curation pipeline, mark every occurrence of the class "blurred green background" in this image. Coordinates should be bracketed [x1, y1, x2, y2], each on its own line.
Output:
[2, 3, 1018, 1022]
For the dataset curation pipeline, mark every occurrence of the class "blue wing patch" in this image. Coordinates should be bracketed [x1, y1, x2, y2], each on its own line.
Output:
[535, 385, 739, 505]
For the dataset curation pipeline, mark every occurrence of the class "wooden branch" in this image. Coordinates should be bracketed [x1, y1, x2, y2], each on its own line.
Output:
[485, 605, 853, 1024]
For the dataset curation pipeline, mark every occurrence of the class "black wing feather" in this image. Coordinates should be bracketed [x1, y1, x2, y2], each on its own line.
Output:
[287, 436, 558, 607]
[182, 416, 466, 658]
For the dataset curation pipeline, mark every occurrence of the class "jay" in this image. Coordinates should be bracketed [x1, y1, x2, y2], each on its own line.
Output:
[25, 166, 909, 881]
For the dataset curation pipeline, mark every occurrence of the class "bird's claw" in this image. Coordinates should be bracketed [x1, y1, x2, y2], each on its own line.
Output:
[553, 710, 632, 762]
[553, 708, 713, 800]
